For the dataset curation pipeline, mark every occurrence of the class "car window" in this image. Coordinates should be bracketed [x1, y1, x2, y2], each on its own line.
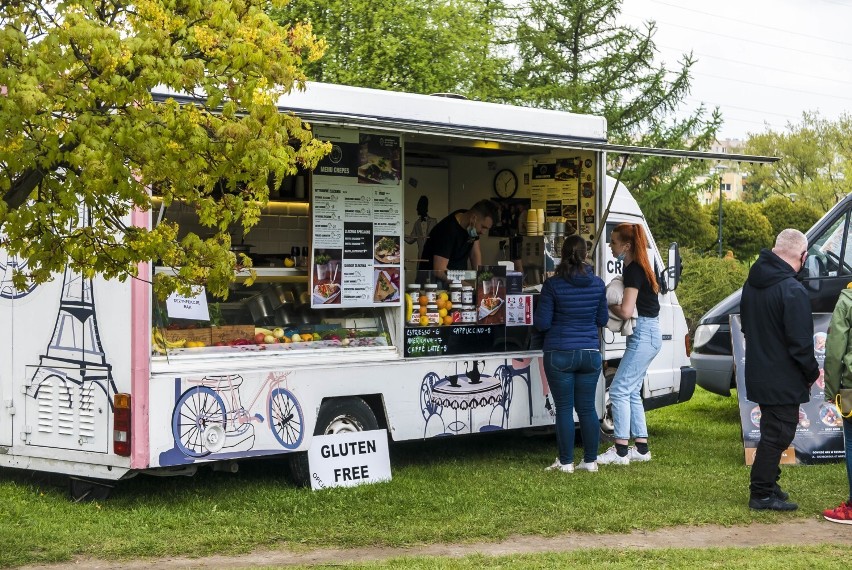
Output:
[810, 211, 851, 277]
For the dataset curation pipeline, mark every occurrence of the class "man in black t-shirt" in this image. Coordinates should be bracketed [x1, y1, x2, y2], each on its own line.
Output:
[418, 199, 499, 284]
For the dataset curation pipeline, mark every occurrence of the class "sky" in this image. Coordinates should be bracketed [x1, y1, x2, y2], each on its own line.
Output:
[618, 0, 852, 141]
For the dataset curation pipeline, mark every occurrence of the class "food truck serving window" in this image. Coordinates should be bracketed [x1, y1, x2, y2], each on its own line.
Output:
[151, 271, 393, 357]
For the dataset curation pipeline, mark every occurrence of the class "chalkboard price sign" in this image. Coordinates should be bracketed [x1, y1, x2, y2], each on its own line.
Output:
[404, 325, 501, 358]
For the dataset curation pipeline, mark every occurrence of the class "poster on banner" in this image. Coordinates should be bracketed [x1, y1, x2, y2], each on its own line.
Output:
[731, 313, 844, 465]
[311, 128, 403, 308]
[308, 429, 392, 490]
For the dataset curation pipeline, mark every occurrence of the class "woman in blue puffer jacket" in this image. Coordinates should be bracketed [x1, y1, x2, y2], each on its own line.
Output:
[534, 235, 608, 473]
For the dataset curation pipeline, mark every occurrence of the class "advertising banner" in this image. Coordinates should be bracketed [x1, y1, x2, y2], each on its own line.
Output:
[731, 313, 844, 465]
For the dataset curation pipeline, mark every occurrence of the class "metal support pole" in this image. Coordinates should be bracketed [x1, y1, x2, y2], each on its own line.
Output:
[717, 182, 723, 258]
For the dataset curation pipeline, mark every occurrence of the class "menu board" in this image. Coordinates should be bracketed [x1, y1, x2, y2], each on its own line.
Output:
[311, 128, 403, 308]
[404, 325, 499, 357]
[529, 153, 596, 243]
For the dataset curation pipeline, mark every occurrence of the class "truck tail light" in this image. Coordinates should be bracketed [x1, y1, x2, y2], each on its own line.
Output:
[685, 332, 692, 356]
[114, 393, 131, 457]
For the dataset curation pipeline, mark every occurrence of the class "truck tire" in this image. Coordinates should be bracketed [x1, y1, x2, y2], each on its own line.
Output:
[287, 397, 379, 487]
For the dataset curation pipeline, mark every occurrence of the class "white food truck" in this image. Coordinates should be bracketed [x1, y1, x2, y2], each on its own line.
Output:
[0, 83, 768, 499]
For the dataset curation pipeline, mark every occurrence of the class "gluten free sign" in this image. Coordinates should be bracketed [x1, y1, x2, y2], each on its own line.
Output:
[307, 429, 391, 490]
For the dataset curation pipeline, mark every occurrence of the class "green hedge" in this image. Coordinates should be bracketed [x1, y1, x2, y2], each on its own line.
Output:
[677, 250, 749, 331]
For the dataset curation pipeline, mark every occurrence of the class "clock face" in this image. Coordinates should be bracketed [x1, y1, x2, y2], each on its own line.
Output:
[494, 169, 518, 198]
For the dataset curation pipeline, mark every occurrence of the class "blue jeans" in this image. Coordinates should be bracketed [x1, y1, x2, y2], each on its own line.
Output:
[845, 417, 852, 502]
[610, 316, 661, 441]
[543, 349, 602, 464]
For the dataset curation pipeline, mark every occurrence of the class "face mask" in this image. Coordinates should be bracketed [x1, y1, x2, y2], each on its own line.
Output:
[615, 251, 625, 262]
[468, 224, 478, 239]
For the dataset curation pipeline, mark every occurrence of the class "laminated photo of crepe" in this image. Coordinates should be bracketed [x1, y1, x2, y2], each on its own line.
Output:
[374, 270, 399, 303]
[358, 154, 399, 184]
[374, 236, 401, 264]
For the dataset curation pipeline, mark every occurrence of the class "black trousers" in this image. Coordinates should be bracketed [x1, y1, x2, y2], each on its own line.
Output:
[750, 403, 799, 499]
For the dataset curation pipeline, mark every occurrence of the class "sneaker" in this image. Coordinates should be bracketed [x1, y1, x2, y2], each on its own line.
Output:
[748, 495, 798, 511]
[544, 458, 574, 473]
[597, 446, 629, 465]
[823, 501, 852, 524]
[772, 485, 789, 501]
[576, 460, 598, 472]
[628, 447, 652, 462]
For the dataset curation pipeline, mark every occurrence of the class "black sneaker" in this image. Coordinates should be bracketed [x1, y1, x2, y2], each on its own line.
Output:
[773, 485, 789, 501]
[749, 496, 798, 511]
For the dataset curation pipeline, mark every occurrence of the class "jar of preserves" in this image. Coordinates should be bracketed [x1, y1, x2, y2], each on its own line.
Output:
[424, 283, 438, 304]
[426, 302, 440, 326]
[461, 285, 474, 305]
[461, 304, 476, 323]
[449, 280, 463, 304]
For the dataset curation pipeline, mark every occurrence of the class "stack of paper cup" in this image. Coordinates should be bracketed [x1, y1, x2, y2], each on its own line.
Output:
[536, 209, 545, 233]
[526, 209, 539, 236]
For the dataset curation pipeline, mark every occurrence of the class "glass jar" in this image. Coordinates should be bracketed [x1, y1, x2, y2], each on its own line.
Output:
[461, 304, 476, 323]
[407, 284, 424, 325]
[426, 302, 440, 326]
[461, 285, 474, 305]
[449, 280, 463, 304]
[424, 283, 438, 303]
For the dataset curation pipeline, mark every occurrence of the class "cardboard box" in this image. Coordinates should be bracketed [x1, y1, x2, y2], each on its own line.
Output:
[211, 325, 256, 344]
[162, 327, 213, 345]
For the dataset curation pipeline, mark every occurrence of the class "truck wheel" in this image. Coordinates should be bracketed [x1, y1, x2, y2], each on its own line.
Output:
[287, 397, 379, 487]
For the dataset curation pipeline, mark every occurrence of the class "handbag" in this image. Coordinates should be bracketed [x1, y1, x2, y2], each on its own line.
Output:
[835, 388, 852, 419]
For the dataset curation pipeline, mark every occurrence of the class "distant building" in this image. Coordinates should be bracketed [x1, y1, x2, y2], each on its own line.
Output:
[696, 139, 747, 205]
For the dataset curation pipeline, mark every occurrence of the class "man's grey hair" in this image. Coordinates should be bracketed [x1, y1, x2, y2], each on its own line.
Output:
[774, 228, 808, 254]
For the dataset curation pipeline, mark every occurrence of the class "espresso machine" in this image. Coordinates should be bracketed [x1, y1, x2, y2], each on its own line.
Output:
[512, 225, 564, 286]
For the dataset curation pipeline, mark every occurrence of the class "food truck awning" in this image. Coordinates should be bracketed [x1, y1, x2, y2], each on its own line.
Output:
[151, 82, 778, 165]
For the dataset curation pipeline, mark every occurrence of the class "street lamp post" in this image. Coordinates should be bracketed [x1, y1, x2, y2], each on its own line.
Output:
[717, 178, 724, 258]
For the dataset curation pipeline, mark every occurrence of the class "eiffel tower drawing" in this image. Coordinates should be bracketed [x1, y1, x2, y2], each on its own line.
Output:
[28, 209, 117, 410]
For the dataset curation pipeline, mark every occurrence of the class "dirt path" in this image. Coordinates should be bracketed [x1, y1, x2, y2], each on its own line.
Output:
[17, 518, 852, 569]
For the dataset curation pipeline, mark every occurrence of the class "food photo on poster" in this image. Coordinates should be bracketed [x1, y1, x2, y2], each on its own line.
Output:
[475, 266, 506, 326]
[358, 133, 401, 185]
[373, 268, 400, 303]
[312, 249, 342, 305]
[373, 235, 401, 265]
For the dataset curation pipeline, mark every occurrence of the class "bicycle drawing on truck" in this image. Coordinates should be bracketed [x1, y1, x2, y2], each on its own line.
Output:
[171, 371, 304, 458]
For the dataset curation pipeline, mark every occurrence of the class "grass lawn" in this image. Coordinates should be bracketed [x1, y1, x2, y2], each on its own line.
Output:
[0, 388, 847, 567]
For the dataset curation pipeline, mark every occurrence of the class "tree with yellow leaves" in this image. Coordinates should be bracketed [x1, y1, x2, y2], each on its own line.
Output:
[0, 0, 329, 298]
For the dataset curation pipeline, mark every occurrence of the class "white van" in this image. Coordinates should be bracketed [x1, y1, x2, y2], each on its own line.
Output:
[0, 82, 754, 498]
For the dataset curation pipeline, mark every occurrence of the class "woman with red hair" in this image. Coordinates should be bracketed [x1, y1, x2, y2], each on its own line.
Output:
[598, 223, 661, 466]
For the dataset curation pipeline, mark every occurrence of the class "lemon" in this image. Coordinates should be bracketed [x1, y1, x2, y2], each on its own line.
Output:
[284, 257, 296, 268]
[438, 292, 449, 301]
[438, 308, 448, 318]
[419, 316, 429, 326]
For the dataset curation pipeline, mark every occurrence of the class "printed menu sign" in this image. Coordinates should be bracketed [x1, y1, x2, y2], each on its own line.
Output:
[528, 153, 595, 242]
[731, 314, 844, 465]
[312, 128, 403, 308]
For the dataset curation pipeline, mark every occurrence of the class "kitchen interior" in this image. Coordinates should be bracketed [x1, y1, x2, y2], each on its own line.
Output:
[152, 132, 585, 355]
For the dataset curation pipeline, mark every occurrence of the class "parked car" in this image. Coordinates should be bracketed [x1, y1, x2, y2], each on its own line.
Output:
[691, 192, 852, 396]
